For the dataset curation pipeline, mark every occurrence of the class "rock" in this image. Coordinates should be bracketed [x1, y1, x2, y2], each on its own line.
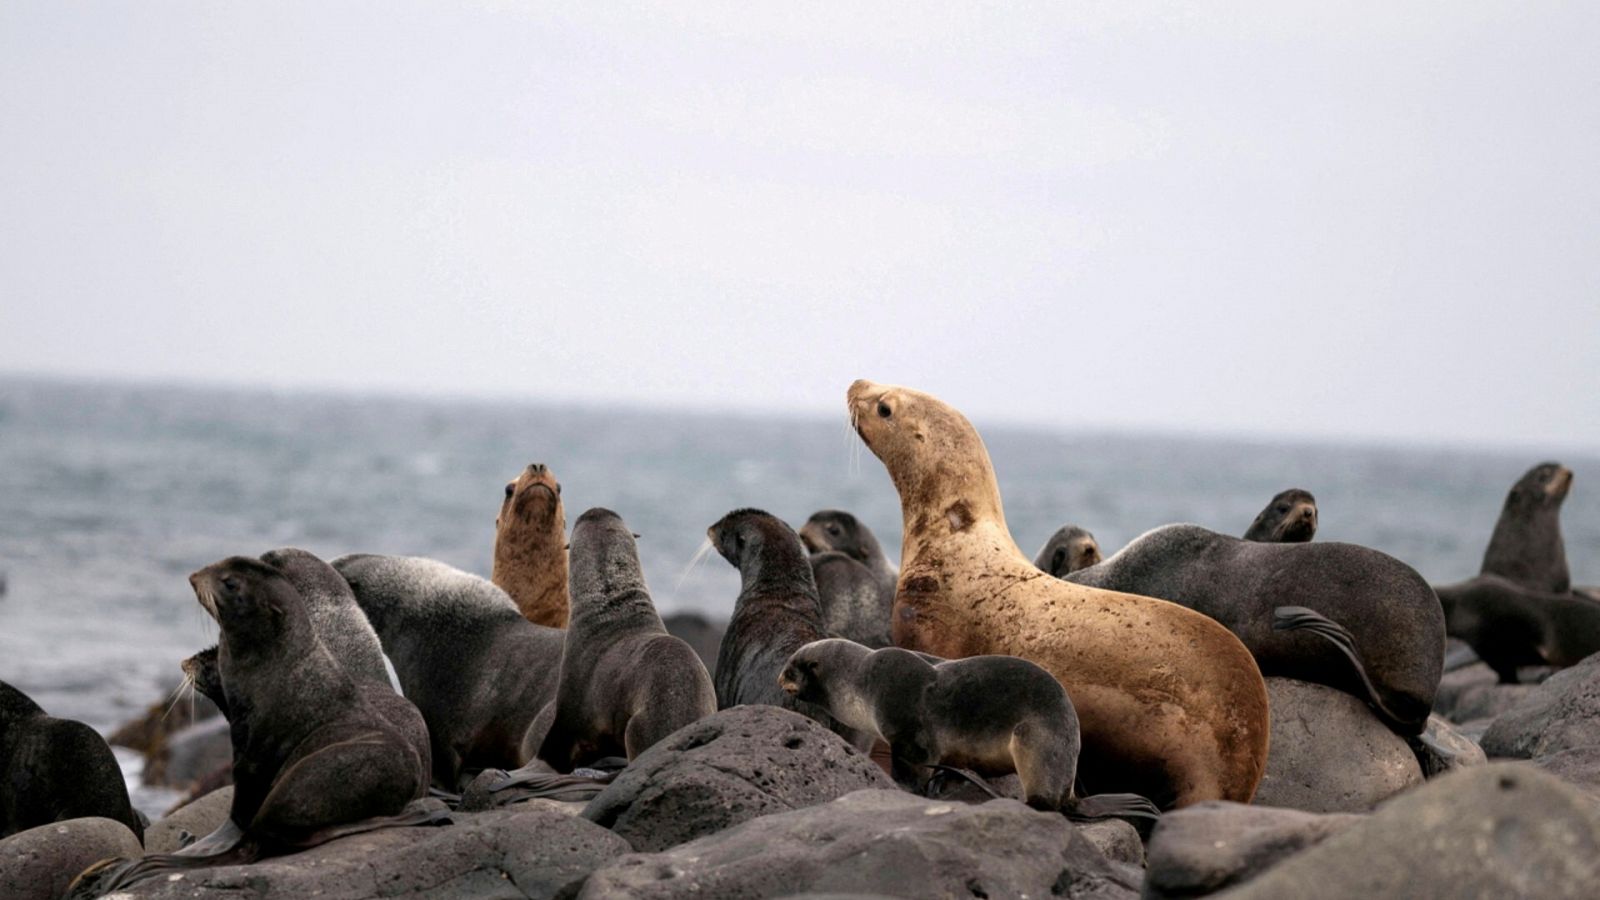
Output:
[107, 691, 220, 755]
[1079, 817, 1145, 867]
[1143, 801, 1364, 899]
[1431, 661, 1496, 720]
[141, 716, 231, 788]
[1481, 652, 1600, 760]
[0, 817, 142, 900]
[144, 786, 233, 853]
[102, 804, 630, 899]
[662, 610, 726, 670]
[579, 789, 1139, 899]
[1455, 717, 1495, 742]
[1530, 746, 1600, 799]
[1448, 683, 1539, 724]
[1409, 714, 1487, 777]
[1219, 763, 1600, 899]
[1253, 678, 1423, 812]
[582, 706, 894, 852]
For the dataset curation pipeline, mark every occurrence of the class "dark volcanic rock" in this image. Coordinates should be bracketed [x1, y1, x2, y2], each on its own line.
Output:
[580, 789, 1140, 899]
[1530, 746, 1600, 799]
[1253, 678, 1422, 812]
[1481, 651, 1600, 760]
[141, 716, 231, 788]
[1218, 763, 1600, 899]
[0, 817, 142, 900]
[144, 786, 233, 854]
[582, 706, 894, 852]
[106, 804, 630, 899]
[1143, 802, 1363, 900]
[1410, 714, 1487, 777]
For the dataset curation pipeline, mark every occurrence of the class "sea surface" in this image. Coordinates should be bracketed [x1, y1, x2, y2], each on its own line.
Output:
[2, 376, 1598, 805]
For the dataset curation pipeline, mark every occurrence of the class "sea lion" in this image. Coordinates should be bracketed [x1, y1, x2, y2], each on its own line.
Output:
[492, 462, 570, 628]
[259, 547, 389, 687]
[1434, 574, 1600, 684]
[535, 508, 716, 770]
[1032, 525, 1103, 576]
[0, 680, 143, 842]
[849, 379, 1269, 807]
[70, 557, 439, 896]
[333, 554, 564, 790]
[708, 508, 871, 749]
[1479, 462, 1574, 594]
[1064, 524, 1444, 734]
[780, 639, 1158, 821]
[801, 510, 897, 647]
[1243, 488, 1318, 543]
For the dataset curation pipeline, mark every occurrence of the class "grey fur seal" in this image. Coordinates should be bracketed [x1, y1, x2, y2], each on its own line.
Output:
[492, 462, 570, 628]
[849, 379, 1269, 808]
[1032, 525, 1103, 576]
[780, 639, 1158, 821]
[709, 509, 870, 749]
[70, 557, 439, 896]
[802, 510, 897, 647]
[1243, 488, 1318, 543]
[1434, 574, 1600, 684]
[1065, 523, 1443, 734]
[1479, 462, 1574, 594]
[535, 508, 715, 769]
[333, 553, 564, 789]
[0, 680, 143, 842]
[260, 547, 390, 687]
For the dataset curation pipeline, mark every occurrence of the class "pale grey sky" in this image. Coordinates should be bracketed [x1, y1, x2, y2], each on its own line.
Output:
[2, 3, 1596, 449]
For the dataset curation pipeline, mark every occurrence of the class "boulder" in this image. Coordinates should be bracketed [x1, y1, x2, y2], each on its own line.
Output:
[1409, 714, 1487, 777]
[1253, 678, 1423, 812]
[579, 789, 1139, 899]
[144, 786, 233, 853]
[100, 804, 629, 899]
[0, 817, 142, 900]
[107, 691, 220, 755]
[1481, 652, 1600, 760]
[1432, 661, 1541, 723]
[582, 706, 894, 852]
[1219, 763, 1600, 899]
[1529, 746, 1600, 799]
[142, 716, 231, 788]
[1143, 801, 1363, 899]
[1079, 818, 1145, 867]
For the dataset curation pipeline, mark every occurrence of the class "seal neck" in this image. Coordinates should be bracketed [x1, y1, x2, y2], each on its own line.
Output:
[492, 516, 570, 628]
[1483, 505, 1568, 592]
[738, 527, 822, 602]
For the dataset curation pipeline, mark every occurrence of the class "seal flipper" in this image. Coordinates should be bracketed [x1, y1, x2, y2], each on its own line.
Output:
[177, 818, 245, 855]
[1063, 792, 1162, 823]
[1272, 605, 1416, 730]
[284, 796, 451, 848]
[68, 842, 263, 898]
[923, 763, 1002, 800]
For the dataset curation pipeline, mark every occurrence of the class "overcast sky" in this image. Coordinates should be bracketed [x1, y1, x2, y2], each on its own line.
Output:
[2, 3, 1596, 450]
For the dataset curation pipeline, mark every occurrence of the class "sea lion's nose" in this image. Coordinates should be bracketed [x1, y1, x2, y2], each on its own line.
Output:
[528, 463, 546, 475]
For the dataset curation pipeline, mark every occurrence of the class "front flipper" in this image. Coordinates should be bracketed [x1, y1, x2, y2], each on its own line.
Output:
[177, 817, 245, 856]
[1063, 792, 1162, 823]
[68, 842, 261, 898]
[1272, 605, 1415, 729]
[923, 764, 1002, 800]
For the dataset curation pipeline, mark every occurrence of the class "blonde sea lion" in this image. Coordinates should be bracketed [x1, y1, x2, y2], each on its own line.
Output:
[847, 379, 1270, 807]
[492, 462, 570, 628]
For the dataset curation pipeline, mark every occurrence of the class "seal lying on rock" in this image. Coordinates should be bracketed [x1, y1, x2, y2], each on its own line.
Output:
[535, 508, 715, 769]
[850, 379, 1269, 807]
[780, 638, 1159, 821]
[0, 680, 143, 842]
[492, 462, 571, 628]
[1243, 488, 1318, 543]
[69, 557, 441, 897]
[1065, 524, 1443, 735]
[1032, 525, 1103, 576]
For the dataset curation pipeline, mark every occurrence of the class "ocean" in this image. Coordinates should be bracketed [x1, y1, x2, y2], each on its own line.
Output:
[2, 376, 1597, 811]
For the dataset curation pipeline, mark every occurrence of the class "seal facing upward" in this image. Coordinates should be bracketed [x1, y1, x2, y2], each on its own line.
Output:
[849, 379, 1269, 808]
[1480, 462, 1574, 594]
[492, 462, 571, 628]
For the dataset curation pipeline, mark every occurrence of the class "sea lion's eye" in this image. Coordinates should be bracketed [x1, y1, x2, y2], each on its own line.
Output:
[877, 401, 892, 419]
[504, 484, 515, 499]
[221, 575, 238, 593]
[1276, 505, 1289, 514]
[828, 525, 841, 536]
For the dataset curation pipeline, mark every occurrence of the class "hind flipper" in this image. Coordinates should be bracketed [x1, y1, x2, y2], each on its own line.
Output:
[1063, 792, 1162, 823]
[67, 843, 261, 898]
[284, 796, 451, 849]
[1272, 605, 1414, 730]
[923, 764, 1002, 800]
[176, 818, 245, 856]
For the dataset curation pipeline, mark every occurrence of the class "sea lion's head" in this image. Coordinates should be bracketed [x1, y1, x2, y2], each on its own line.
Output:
[497, 462, 565, 538]
[709, 508, 797, 570]
[799, 509, 880, 562]
[1506, 462, 1573, 510]
[188, 556, 309, 655]
[778, 638, 869, 704]
[181, 645, 225, 708]
[569, 507, 646, 602]
[846, 380, 1003, 531]
[1034, 525, 1103, 577]
[1244, 489, 1318, 543]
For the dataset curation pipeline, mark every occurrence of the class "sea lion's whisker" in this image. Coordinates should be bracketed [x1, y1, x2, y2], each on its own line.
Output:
[670, 539, 717, 603]
[161, 672, 196, 723]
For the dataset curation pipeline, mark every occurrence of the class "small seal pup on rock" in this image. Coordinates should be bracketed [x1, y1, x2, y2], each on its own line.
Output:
[1243, 489, 1318, 543]
[0, 680, 143, 842]
[534, 508, 716, 770]
[1033, 525, 1103, 576]
[1065, 524, 1444, 735]
[849, 379, 1269, 807]
[709, 508, 871, 749]
[492, 462, 570, 628]
[333, 553, 564, 789]
[70, 557, 439, 896]
[780, 639, 1159, 821]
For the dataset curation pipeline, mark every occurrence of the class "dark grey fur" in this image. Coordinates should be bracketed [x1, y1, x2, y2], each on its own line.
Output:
[1435, 574, 1600, 684]
[0, 680, 143, 842]
[1480, 462, 1573, 593]
[801, 510, 898, 648]
[260, 547, 390, 688]
[1243, 489, 1318, 543]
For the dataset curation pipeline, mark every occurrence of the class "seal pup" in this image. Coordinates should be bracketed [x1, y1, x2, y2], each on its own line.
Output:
[492, 462, 571, 628]
[0, 680, 143, 842]
[534, 508, 716, 770]
[780, 639, 1159, 821]
[1033, 525, 1104, 576]
[334, 553, 565, 790]
[70, 557, 439, 896]
[849, 379, 1269, 808]
[1243, 488, 1318, 543]
[1479, 462, 1574, 594]
[1434, 574, 1600, 683]
[709, 508, 871, 749]
[801, 510, 897, 647]
[1066, 524, 1444, 734]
